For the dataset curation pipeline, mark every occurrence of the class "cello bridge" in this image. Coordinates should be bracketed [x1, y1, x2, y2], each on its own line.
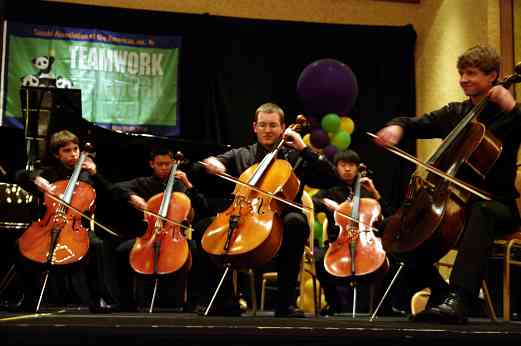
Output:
[347, 227, 360, 240]
[52, 211, 68, 227]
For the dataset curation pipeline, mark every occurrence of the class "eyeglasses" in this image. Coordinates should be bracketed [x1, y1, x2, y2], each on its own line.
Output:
[256, 122, 281, 130]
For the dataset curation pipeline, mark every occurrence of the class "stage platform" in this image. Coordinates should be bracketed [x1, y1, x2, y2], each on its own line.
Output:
[2, 309, 521, 345]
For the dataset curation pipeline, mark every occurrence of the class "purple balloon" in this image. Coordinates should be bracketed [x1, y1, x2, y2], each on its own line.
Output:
[309, 129, 330, 149]
[323, 144, 338, 161]
[297, 58, 358, 117]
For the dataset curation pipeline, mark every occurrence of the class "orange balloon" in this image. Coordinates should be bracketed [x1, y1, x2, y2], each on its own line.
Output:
[340, 116, 355, 134]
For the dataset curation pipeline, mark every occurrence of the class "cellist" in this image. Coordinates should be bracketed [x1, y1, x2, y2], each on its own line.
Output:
[374, 45, 521, 324]
[112, 146, 209, 312]
[312, 149, 393, 316]
[14, 129, 115, 313]
[199, 102, 337, 317]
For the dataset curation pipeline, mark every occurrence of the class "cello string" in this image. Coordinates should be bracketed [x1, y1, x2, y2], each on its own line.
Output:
[366, 132, 493, 200]
[198, 161, 379, 232]
[45, 188, 193, 235]
[315, 198, 376, 234]
[44, 192, 122, 237]
[137, 207, 193, 232]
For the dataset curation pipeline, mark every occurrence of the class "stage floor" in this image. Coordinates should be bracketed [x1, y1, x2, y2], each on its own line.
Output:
[2, 309, 521, 345]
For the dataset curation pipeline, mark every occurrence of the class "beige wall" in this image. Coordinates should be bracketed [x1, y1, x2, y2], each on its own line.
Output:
[47, 0, 502, 160]
[515, 0, 521, 99]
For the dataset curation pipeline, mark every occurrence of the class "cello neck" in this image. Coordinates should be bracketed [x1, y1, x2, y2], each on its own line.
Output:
[350, 173, 361, 222]
[427, 97, 488, 165]
[248, 149, 278, 186]
[246, 115, 309, 186]
[62, 151, 89, 204]
[157, 160, 178, 218]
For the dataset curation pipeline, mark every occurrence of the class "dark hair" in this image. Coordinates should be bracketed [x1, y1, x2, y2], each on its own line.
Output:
[457, 45, 501, 76]
[333, 149, 360, 166]
[49, 130, 79, 155]
[149, 145, 173, 160]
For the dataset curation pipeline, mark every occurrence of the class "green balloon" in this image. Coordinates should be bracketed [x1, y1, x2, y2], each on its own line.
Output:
[313, 220, 323, 246]
[331, 131, 351, 150]
[321, 113, 340, 133]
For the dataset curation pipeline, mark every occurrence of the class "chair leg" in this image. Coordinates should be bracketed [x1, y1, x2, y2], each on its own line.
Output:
[260, 278, 267, 311]
[481, 280, 497, 321]
[369, 283, 375, 315]
[248, 269, 257, 316]
[311, 276, 318, 317]
[0, 264, 17, 296]
[503, 243, 511, 321]
[232, 270, 238, 297]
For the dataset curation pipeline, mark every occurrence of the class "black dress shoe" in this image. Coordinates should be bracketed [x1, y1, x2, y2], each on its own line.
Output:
[274, 305, 306, 318]
[412, 292, 468, 324]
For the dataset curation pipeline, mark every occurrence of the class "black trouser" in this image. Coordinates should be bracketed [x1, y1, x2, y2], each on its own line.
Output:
[14, 228, 120, 311]
[195, 211, 308, 312]
[115, 237, 194, 310]
[315, 245, 389, 313]
[451, 200, 519, 299]
[274, 211, 308, 311]
[387, 200, 520, 311]
[88, 232, 121, 306]
[16, 250, 95, 310]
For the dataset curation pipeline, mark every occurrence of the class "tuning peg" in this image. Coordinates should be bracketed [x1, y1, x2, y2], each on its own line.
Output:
[175, 151, 185, 162]
[83, 142, 95, 152]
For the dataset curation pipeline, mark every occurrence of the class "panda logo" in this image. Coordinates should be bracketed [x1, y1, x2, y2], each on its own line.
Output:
[30, 56, 57, 87]
[32, 56, 56, 80]
[21, 74, 40, 87]
[20, 55, 76, 89]
[56, 76, 73, 89]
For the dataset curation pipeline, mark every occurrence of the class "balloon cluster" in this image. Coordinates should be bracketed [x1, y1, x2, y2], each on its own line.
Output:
[298, 59, 359, 273]
[297, 58, 358, 161]
[297, 277, 326, 313]
[302, 113, 355, 161]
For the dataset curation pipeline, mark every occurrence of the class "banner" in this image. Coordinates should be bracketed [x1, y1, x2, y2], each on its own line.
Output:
[1, 21, 182, 136]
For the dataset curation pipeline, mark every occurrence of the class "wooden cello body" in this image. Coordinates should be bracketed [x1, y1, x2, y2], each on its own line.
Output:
[18, 149, 95, 265]
[129, 153, 192, 275]
[201, 116, 308, 269]
[324, 198, 386, 277]
[382, 99, 504, 263]
[202, 159, 299, 269]
[324, 168, 387, 278]
[130, 191, 192, 274]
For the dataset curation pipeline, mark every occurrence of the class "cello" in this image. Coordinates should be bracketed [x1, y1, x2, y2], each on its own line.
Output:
[18, 143, 96, 311]
[129, 151, 192, 312]
[323, 163, 387, 317]
[201, 117, 307, 269]
[377, 66, 521, 264]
